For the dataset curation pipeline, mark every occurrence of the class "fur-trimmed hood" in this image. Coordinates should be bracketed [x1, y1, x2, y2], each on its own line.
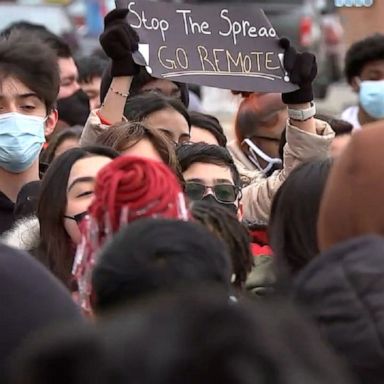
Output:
[1, 216, 40, 252]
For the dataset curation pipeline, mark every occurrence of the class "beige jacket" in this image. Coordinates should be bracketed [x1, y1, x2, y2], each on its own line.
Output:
[80, 110, 126, 146]
[81, 112, 334, 225]
[228, 119, 334, 225]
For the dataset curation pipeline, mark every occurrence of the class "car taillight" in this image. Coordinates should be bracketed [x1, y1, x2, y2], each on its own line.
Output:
[300, 16, 313, 47]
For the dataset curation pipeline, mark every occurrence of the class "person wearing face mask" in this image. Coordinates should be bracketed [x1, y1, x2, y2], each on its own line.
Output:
[2, 146, 119, 287]
[228, 93, 286, 184]
[72, 155, 189, 312]
[0, 32, 59, 234]
[45, 32, 90, 129]
[341, 34, 384, 130]
[176, 143, 275, 295]
[236, 39, 335, 225]
[1, 22, 89, 129]
[177, 143, 242, 218]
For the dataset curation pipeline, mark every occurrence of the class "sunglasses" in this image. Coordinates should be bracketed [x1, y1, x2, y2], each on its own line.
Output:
[185, 182, 240, 204]
[64, 211, 88, 224]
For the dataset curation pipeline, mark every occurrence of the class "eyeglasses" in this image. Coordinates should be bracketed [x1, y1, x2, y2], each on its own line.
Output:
[185, 182, 240, 204]
[64, 211, 88, 224]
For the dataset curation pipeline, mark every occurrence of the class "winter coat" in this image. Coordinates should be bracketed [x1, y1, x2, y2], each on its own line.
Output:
[229, 118, 335, 225]
[293, 235, 384, 384]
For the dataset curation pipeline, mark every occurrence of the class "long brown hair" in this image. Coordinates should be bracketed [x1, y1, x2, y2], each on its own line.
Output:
[37, 146, 119, 287]
[96, 121, 183, 182]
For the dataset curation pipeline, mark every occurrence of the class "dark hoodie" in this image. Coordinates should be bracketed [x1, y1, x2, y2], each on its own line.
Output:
[0, 244, 83, 382]
[293, 235, 384, 384]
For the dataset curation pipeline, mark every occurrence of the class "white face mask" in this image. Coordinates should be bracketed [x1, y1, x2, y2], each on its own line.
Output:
[0, 112, 46, 173]
[242, 138, 282, 175]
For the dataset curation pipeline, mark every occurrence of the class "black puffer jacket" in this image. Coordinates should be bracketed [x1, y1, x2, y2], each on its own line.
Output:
[293, 235, 384, 384]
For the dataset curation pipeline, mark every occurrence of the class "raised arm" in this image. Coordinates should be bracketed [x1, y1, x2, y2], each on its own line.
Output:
[98, 9, 140, 124]
[241, 39, 335, 224]
[279, 38, 317, 134]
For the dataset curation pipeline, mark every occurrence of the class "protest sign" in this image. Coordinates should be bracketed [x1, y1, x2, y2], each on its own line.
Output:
[116, 0, 299, 93]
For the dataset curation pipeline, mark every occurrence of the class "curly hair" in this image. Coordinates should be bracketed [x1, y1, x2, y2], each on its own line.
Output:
[345, 34, 384, 83]
[190, 200, 253, 289]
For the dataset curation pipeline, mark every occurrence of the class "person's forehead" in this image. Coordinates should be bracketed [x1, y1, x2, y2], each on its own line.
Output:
[190, 126, 219, 146]
[183, 161, 233, 183]
[360, 60, 384, 77]
[144, 108, 189, 136]
[67, 156, 111, 187]
[0, 76, 35, 97]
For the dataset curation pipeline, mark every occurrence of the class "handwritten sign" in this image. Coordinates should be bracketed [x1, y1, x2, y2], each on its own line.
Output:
[116, 0, 299, 93]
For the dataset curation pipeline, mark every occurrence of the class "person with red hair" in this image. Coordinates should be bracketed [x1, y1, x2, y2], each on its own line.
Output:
[72, 155, 189, 312]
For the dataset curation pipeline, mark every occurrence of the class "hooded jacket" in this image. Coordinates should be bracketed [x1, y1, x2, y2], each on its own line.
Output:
[318, 123, 384, 251]
[293, 235, 384, 384]
[0, 243, 82, 382]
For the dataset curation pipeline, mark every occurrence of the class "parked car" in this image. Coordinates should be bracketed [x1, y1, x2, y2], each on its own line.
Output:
[0, 3, 80, 52]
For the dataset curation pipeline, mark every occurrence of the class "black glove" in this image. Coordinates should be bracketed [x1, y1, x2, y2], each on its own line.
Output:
[279, 38, 317, 104]
[99, 9, 140, 77]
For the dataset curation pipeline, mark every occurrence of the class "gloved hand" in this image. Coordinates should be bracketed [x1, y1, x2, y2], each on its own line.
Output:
[99, 9, 140, 77]
[279, 38, 317, 104]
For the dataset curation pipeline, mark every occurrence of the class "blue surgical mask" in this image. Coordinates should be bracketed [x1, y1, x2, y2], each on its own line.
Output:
[359, 79, 384, 119]
[0, 112, 46, 173]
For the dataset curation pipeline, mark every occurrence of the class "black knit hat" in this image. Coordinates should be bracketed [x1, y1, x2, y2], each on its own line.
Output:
[92, 218, 232, 311]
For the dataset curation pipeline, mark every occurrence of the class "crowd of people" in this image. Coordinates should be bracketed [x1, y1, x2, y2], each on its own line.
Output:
[1, 6, 384, 384]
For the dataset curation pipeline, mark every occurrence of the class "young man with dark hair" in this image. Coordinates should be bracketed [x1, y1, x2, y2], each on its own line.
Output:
[39, 30, 89, 127]
[32, 28, 78, 100]
[177, 143, 242, 217]
[77, 54, 108, 110]
[0, 32, 59, 233]
[1, 22, 79, 100]
[179, 39, 335, 226]
[342, 34, 384, 129]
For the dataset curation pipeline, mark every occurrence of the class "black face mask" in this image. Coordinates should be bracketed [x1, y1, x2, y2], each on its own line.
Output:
[202, 195, 238, 216]
[57, 89, 90, 127]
